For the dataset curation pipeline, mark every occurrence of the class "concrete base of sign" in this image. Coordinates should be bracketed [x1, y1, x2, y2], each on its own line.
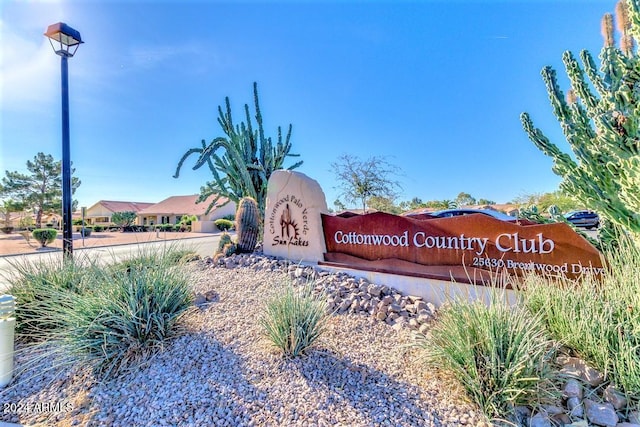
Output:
[316, 263, 518, 308]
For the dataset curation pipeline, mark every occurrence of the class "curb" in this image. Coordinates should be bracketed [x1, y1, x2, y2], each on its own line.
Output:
[0, 233, 219, 259]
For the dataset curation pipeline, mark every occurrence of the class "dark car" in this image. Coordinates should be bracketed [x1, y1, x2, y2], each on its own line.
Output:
[564, 210, 600, 229]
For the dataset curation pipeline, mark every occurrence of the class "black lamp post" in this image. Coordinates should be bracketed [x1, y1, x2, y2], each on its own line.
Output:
[44, 22, 83, 259]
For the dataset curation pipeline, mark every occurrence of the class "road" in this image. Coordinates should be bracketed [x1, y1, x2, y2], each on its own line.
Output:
[0, 234, 223, 293]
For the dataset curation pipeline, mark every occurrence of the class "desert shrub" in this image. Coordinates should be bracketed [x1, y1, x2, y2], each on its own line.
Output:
[72, 219, 84, 226]
[260, 281, 329, 357]
[1, 227, 13, 234]
[522, 239, 640, 403]
[32, 228, 57, 247]
[7, 258, 93, 339]
[214, 218, 234, 232]
[417, 293, 557, 420]
[8, 248, 194, 378]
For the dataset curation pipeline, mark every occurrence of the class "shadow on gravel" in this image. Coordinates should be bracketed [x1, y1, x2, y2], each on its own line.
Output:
[77, 331, 263, 426]
[281, 349, 447, 426]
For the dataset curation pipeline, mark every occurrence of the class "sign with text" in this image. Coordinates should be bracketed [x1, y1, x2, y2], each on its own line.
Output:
[321, 212, 603, 283]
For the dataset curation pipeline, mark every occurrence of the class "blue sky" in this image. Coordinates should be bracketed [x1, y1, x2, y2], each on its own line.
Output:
[1, 0, 615, 210]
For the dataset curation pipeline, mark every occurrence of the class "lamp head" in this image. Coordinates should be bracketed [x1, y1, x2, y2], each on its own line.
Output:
[44, 22, 83, 57]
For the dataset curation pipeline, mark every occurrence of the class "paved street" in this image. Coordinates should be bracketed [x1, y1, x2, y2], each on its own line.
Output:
[0, 234, 223, 293]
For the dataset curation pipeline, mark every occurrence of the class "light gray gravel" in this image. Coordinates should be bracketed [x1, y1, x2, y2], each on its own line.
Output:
[0, 260, 486, 426]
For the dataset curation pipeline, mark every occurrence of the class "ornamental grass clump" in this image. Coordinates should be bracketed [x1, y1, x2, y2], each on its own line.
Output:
[417, 292, 557, 421]
[60, 257, 193, 377]
[7, 257, 93, 339]
[260, 281, 329, 357]
[521, 238, 640, 404]
[7, 248, 194, 379]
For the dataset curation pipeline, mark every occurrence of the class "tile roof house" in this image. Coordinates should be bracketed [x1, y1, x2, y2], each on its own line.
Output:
[85, 200, 156, 226]
[137, 194, 236, 232]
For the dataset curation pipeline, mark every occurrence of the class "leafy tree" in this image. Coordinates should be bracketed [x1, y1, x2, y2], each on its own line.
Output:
[333, 199, 347, 212]
[455, 192, 476, 207]
[367, 196, 402, 214]
[0, 199, 25, 229]
[331, 154, 402, 213]
[477, 198, 496, 205]
[174, 82, 303, 216]
[1, 153, 80, 228]
[399, 197, 426, 211]
[111, 211, 137, 228]
[521, 0, 640, 242]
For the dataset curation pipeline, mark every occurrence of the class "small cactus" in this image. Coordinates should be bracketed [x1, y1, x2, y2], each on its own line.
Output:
[222, 242, 237, 257]
[217, 232, 233, 255]
[235, 197, 260, 253]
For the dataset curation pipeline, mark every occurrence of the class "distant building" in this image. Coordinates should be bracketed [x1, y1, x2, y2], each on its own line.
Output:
[137, 194, 236, 232]
[85, 201, 155, 226]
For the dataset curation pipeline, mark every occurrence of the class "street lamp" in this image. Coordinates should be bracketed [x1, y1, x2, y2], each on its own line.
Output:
[44, 22, 83, 259]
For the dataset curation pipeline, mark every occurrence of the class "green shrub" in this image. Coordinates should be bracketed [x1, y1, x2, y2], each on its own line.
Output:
[72, 219, 85, 226]
[32, 228, 57, 247]
[522, 239, 640, 403]
[417, 293, 557, 420]
[214, 218, 234, 232]
[260, 281, 329, 357]
[80, 226, 92, 237]
[8, 248, 194, 378]
[93, 225, 104, 232]
[8, 258, 92, 339]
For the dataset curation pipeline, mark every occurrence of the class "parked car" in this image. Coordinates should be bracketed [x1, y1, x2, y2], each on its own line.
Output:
[564, 210, 600, 229]
[429, 208, 515, 220]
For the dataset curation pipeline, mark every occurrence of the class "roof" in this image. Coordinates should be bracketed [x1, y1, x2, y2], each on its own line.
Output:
[89, 200, 155, 214]
[137, 194, 231, 216]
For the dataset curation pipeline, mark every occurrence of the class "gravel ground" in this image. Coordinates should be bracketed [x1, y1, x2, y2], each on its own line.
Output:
[0, 260, 486, 427]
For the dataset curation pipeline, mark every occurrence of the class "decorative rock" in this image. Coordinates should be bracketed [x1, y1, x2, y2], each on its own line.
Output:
[604, 385, 627, 410]
[530, 412, 552, 427]
[375, 311, 387, 321]
[563, 379, 583, 399]
[630, 412, 640, 425]
[616, 423, 640, 427]
[584, 398, 619, 427]
[263, 170, 329, 262]
[561, 357, 605, 387]
[565, 421, 589, 427]
[567, 397, 583, 418]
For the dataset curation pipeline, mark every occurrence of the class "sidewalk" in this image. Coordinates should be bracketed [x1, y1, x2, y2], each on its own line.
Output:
[0, 230, 215, 257]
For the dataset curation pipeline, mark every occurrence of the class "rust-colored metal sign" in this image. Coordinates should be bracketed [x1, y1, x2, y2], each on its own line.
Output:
[321, 212, 603, 284]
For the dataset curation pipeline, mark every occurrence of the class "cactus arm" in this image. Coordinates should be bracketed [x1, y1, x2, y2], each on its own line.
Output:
[173, 147, 203, 179]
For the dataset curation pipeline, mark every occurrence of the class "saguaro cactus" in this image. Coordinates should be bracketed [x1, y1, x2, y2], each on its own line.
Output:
[521, 0, 640, 243]
[235, 197, 260, 253]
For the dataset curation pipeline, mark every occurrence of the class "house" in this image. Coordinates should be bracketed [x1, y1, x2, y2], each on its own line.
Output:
[137, 194, 236, 232]
[85, 201, 155, 226]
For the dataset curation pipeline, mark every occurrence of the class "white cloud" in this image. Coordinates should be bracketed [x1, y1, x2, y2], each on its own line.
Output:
[0, 2, 68, 113]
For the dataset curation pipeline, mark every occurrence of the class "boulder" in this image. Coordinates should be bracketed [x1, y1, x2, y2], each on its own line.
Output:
[263, 170, 328, 263]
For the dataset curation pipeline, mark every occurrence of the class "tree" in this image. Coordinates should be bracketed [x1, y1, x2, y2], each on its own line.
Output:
[455, 192, 476, 207]
[111, 211, 137, 228]
[477, 198, 496, 205]
[1, 152, 80, 228]
[331, 154, 402, 213]
[174, 82, 303, 217]
[521, 0, 640, 242]
[0, 199, 25, 230]
[367, 196, 402, 214]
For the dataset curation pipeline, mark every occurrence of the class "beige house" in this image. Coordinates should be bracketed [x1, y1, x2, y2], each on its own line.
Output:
[137, 194, 236, 232]
[85, 201, 155, 226]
